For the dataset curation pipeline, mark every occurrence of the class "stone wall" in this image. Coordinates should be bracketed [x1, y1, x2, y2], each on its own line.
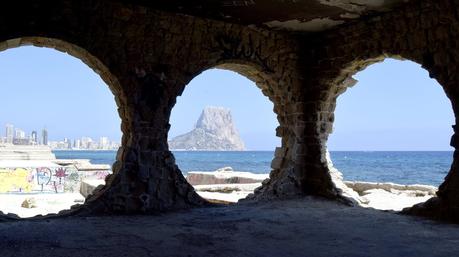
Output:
[0, 0, 307, 216]
[0, 0, 458, 222]
[299, 0, 459, 221]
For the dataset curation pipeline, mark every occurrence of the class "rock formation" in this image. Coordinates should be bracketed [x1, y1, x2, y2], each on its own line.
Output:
[169, 107, 245, 151]
[186, 167, 267, 185]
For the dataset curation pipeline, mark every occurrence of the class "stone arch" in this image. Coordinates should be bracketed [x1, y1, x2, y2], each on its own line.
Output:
[0, 36, 126, 218]
[214, 62, 281, 119]
[167, 61, 285, 198]
[0, 37, 125, 100]
[212, 63, 293, 200]
[175, 61, 284, 137]
[318, 54, 458, 210]
[165, 55, 307, 201]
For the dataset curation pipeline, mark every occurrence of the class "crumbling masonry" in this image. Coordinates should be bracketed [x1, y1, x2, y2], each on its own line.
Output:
[0, 0, 458, 222]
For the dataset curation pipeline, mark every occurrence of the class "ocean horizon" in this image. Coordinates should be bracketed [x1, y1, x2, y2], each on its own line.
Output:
[53, 150, 454, 187]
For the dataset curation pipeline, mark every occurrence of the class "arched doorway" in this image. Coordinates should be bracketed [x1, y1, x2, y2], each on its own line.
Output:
[327, 58, 454, 211]
[168, 68, 281, 203]
[0, 37, 123, 218]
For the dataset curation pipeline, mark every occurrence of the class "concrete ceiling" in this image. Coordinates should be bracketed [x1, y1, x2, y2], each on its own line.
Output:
[124, 0, 411, 32]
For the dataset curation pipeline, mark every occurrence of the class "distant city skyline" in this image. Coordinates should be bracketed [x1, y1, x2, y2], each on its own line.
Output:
[48, 136, 120, 150]
[1, 123, 119, 150]
[2, 123, 48, 145]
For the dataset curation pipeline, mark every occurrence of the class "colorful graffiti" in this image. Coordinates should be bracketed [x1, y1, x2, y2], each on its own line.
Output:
[0, 166, 110, 194]
[0, 168, 34, 193]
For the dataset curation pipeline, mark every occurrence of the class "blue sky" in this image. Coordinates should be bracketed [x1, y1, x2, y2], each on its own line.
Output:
[0, 46, 121, 141]
[0, 47, 454, 150]
[327, 58, 454, 151]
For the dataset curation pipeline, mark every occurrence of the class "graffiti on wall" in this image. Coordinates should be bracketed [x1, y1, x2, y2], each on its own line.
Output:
[0, 166, 109, 194]
[0, 168, 33, 193]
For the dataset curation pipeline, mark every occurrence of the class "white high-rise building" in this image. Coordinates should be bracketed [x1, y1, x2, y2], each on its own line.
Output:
[31, 131, 38, 145]
[81, 137, 93, 149]
[63, 138, 72, 149]
[5, 124, 13, 144]
[74, 139, 81, 149]
[99, 137, 109, 149]
[42, 128, 48, 146]
[15, 128, 26, 139]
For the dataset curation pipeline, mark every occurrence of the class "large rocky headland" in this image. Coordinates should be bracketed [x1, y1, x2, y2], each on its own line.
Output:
[169, 106, 245, 151]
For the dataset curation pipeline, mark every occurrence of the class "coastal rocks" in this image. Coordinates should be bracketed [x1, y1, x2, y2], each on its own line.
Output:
[324, 151, 437, 211]
[344, 181, 437, 211]
[169, 107, 245, 151]
[21, 198, 37, 208]
[186, 167, 437, 208]
[186, 167, 268, 185]
[80, 179, 106, 198]
[345, 181, 437, 196]
[186, 167, 268, 202]
[194, 183, 262, 203]
[357, 188, 434, 211]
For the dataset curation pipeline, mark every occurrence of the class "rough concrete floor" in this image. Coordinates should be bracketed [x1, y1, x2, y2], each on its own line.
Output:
[1, 197, 459, 257]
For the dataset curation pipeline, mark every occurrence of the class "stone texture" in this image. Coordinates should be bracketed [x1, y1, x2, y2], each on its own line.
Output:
[0, 1, 300, 216]
[0, 0, 456, 223]
[300, 0, 459, 222]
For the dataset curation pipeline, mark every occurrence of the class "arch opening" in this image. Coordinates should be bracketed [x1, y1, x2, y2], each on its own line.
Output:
[326, 58, 455, 211]
[168, 67, 281, 204]
[0, 38, 123, 218]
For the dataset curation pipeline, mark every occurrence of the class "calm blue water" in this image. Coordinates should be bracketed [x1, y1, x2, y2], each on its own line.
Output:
[53, 150, 118, 165]
[53, 150, 454, 186]
[331, 151, 452, 186]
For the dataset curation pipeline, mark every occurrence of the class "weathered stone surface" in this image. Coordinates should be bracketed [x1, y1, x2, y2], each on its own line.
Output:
[186, 167, 268, 185]
[0, 0, 456, 224]
[302, 0, 459, 222]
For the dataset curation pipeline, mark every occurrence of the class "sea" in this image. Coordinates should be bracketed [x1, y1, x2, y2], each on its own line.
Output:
[53, 150, 454, 187]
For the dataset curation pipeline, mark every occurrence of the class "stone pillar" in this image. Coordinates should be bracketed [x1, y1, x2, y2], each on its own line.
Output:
[243, 75, 308, 200]
[79, 73, 206, 214]
[248, 72, 341, 200]
[405, 102, 459, 221]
